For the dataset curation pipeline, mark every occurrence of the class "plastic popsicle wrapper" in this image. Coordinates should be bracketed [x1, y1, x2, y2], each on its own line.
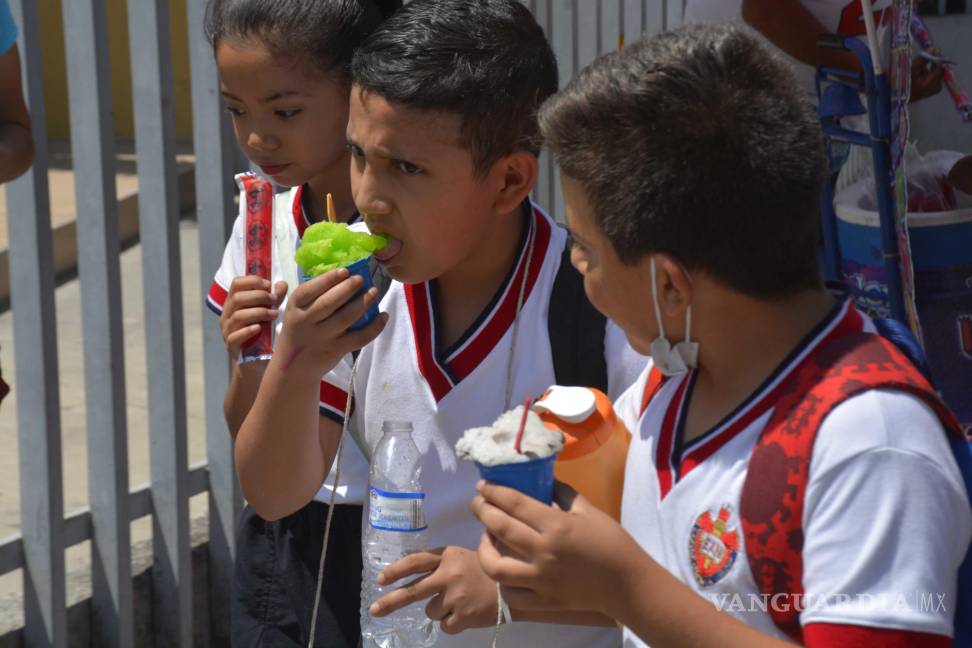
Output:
[943, 69, 972, 123]
[911, 14, 972, 122]
[240, 174, 274, 362]
[456, 405, 564, 503]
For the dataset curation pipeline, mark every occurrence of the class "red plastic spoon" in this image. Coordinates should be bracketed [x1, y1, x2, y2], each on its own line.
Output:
[514, 397, 534, 454]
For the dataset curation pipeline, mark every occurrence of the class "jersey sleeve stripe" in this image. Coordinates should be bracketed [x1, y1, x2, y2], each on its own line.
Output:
[319, 406, 345, 426]
[803, 622, 950, 648]
[320, 380, 352, 423]
[206, 281, 229, 316]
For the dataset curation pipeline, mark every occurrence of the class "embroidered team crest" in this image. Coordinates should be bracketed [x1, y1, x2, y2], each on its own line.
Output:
[689, 505, 740, 587]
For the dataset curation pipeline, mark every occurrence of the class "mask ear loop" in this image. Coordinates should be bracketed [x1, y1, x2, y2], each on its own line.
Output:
[650, 257, 667, 339]
[683, 305, 692, 345]
[655, 257, 695, 347]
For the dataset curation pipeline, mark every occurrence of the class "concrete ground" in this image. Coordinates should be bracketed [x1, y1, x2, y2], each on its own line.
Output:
[0, 145, 212, 612]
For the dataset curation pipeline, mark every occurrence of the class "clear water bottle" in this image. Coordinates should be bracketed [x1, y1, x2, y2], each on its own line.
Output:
[361, 421, 439, 648]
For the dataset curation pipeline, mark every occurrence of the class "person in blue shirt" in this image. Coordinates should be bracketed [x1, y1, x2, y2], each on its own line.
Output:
[0, 0, 33, 184]
[0, 0, 34, 408]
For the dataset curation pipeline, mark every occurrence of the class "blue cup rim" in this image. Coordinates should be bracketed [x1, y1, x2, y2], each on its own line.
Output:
[299, 254, 372, 281]
[344, 256, 371, 272]
[474, 455, 556, 472]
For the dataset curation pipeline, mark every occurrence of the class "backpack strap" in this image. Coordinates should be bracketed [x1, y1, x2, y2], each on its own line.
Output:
[548, 241, 609, 392]
[739, 332, 962, 644]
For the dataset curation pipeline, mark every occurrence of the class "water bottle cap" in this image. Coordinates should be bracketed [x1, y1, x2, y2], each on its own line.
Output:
[381, 420, 413, 434]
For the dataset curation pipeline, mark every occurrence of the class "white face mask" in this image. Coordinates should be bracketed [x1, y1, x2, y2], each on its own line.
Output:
[649, 257, 699, 377]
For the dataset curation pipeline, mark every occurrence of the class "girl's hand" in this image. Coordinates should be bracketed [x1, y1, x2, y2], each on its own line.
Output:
[220, 276, 286, 360]
[369, 546, 501, 634]
[471, 480, 643, 616]
[274, 267, 386, 377]
[910, 54, 944, 103]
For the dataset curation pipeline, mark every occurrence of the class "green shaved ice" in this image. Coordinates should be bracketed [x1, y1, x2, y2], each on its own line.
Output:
[295, 222, 388, 277]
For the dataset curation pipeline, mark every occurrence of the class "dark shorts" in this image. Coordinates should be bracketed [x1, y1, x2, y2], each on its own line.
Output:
[231, 502, 363, 648]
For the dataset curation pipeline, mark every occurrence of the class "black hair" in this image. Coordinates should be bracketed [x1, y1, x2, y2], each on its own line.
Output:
[540, 24, 826, 300]
[350, 0, 558, 176]
[205, 0, 401, 82]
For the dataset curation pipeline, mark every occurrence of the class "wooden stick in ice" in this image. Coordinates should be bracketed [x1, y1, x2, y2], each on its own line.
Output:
[326, 192, 336, 223]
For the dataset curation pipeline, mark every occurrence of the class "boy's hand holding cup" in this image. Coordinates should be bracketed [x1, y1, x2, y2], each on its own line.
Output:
[281, 195, 388, 374]
[461, 397, 646, 616]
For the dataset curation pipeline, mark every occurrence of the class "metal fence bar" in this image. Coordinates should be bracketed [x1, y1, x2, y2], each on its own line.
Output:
[601, 0, 621, 53]
[5, 2, 65, 646]
[1, 463, 211, 584]
[533, 0, 554, 216]
[644, 0, 664, 36]
[186, 1, 241, 644]
[61, 1, 133, 645]
[665, 0, 684, 30]
[125, 1, 193, 646]
[622, 0, 644, 45]
[549, 0, 576, 222]
[577, 0, 599, 71]
[0, 536, 22, 576]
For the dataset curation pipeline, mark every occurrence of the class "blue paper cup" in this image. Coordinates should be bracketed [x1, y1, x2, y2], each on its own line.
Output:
[345, 257, 379, 331]
[475, 455, 556, 504]
[300, 256, 378, 331]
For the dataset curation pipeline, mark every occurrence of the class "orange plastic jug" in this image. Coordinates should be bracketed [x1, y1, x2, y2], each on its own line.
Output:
[535, 386, 631, 520]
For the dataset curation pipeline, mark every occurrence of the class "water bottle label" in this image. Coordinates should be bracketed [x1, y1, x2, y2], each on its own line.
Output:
[369, 487, 427, 532]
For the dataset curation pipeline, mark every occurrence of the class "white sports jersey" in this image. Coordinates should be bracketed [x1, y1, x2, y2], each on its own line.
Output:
[683, 0, 892, 99]
[207, 176, 370, 505]
[614, 299, 972, 645]
[325, 203, 645, 648]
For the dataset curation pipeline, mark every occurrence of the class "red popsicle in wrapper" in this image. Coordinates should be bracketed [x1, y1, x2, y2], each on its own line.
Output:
[239, 173, 274, 362]
[942, 69, 972, 123]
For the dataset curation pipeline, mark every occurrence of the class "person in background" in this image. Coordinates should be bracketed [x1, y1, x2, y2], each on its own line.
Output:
[0, 0, 35, 408]
[235, 1, 644, 646]
[684, 0, 944, 103]
[0, 0, 31, 185]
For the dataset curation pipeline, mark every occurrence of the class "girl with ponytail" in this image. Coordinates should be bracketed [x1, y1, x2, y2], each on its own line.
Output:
[203, 2, 400, 646]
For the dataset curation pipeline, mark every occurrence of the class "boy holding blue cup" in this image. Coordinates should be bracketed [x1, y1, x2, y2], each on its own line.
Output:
[471, 23, 972, 647]
[235, 2, 645, 646]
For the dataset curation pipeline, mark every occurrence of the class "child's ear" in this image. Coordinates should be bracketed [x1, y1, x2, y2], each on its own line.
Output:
[491, 150, 538, 215]
[656, 255, 693, 316]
